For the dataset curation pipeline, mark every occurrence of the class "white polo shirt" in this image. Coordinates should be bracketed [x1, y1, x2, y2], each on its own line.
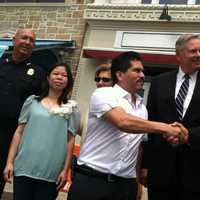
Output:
[78, 84, 148, 178]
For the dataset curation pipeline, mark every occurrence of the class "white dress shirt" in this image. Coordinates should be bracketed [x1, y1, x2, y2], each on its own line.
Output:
[78, 84, 148, 178]
[175, 67, 198, 118]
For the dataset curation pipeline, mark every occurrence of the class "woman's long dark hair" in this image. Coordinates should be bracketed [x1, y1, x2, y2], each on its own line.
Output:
[37, 63, 73, 105]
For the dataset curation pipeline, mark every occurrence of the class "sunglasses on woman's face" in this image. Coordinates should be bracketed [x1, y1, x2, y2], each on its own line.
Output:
[95, 77, 112, 82]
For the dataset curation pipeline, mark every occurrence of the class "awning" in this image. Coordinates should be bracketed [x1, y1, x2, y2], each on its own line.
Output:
[83, 49, 178, 66]
[0, 39, 76, 69]
[0, 46, 8, 57]
[0, 38, 76, 57]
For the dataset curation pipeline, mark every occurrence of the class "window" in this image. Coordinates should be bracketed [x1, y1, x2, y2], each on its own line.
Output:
[142, 0, 151, 3]
[142, 0, 196, 4]
[0, 0, 64, 2]
[159, 0, 187, 4]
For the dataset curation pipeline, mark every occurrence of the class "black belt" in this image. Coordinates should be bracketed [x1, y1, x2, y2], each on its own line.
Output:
[75, 164, 135, 183]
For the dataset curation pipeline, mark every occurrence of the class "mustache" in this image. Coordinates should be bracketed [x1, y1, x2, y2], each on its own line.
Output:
[192, 57, 200, 61]
[136, 77, 144, 82]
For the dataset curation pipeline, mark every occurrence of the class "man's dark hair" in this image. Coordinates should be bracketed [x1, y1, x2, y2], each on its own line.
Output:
[37, 62, 73, 105]
[111, 51, 141, 84]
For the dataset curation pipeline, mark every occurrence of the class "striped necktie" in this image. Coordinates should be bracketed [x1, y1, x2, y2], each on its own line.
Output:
[175, 74, 190, 120]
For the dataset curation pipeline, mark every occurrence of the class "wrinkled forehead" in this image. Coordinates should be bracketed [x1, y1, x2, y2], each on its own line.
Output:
[15, 29, 36, 40]
[186, 38, 200, 46]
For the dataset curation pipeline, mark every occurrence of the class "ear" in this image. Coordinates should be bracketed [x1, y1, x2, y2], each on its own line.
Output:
[32, 41, 36, 48]
[116, 71, 124, 82]
[176, 51, 181, 63]
[12, 36, 16, 45]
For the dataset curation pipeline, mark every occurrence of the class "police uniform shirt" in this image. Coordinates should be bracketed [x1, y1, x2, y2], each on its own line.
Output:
[0, 55, 45, 127]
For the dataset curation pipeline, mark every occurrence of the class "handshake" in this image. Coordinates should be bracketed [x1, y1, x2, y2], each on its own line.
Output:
[163, 122, 189, 145]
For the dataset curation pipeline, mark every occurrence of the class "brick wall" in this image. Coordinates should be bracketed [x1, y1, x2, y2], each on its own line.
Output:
[0, 0, 92, 74]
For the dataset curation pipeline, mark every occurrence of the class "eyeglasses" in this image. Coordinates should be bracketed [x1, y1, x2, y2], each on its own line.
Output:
[95, 77, 112, 82]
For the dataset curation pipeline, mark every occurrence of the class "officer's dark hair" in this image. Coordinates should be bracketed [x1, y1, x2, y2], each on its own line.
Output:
[37, 62, 73, 105]
[111, 51, 141, 84]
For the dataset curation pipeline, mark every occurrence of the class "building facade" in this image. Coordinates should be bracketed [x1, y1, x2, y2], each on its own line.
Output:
[72, 0, 200, 140]
[1, 0, 200, 142]
[0, 0, 90, 74]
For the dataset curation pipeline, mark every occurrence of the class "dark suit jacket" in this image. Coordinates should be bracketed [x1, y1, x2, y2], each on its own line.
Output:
[142, 69, 200, 191]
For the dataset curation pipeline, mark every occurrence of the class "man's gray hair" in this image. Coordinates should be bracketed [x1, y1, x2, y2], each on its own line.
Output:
[175, 34, 200, 52]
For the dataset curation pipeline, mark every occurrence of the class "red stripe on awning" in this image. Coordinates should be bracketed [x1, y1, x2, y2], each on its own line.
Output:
[83, 49, 178, 65]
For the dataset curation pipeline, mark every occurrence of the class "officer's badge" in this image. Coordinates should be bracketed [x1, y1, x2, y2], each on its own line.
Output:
[27, 68, 34, 76]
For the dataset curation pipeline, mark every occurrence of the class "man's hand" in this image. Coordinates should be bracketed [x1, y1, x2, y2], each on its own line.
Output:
[138, 168, 148, 187]
[164, 124, 182, 137]
[164, 122, 189, 145]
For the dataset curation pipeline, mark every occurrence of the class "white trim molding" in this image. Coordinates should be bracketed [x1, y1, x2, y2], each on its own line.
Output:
[0, 3, 67, 7]
[84, 4, 200, 22]
[114, 31, 179, 53]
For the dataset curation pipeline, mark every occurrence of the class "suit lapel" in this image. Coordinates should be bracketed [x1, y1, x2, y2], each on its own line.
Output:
[168, 70, 179, 116]
[184, 71, 200, 121]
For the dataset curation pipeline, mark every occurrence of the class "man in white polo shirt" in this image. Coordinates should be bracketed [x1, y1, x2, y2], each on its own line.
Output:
[68, 51, 186, 200]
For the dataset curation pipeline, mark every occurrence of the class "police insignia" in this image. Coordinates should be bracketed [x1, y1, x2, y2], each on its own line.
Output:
[27, 68, 34, 76]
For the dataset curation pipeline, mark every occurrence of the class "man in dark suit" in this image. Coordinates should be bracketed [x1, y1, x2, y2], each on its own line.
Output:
[140, 34, 200, 200]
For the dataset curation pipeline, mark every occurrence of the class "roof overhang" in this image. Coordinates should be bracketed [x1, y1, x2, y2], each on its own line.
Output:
[83, 49, 178, 66]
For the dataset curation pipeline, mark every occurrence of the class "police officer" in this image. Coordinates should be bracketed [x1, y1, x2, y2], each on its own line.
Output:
[0, 28, 45, 197]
